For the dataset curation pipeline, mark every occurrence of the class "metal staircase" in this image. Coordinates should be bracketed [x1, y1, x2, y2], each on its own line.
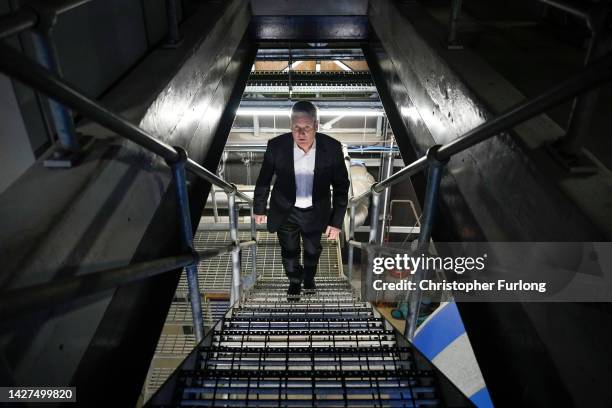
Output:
[147, 236, 472, 407]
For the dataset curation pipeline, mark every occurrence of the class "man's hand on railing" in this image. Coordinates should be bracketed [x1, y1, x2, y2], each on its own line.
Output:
[325, 226, 341, 240]
[254, 214, 267, 225]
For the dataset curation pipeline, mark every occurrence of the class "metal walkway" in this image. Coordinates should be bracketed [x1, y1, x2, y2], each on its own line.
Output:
[147, 235, 470, 407]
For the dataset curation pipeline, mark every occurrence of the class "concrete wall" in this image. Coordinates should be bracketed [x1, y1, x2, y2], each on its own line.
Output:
[53, 0, 150, 97]
[0, 0, 171, 192]
[0, 74, 35, 193]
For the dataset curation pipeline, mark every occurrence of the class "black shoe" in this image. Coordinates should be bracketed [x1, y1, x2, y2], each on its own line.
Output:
[303, 279, 316, 295]
[287, 282, 301, 302]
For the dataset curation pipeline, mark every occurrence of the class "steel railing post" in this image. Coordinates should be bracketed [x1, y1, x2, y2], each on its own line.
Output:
[405, 145, 447, 339]
[368, 190, 381, 245]
[227, 189, 241, 304]
[554, 6, 610, 161]
[348, 204, 356, 282]
[164, 0, 182, 47]
[379, 137, 394, 243]
[168, 147, 204, 343]
[249, 204, 258, 283]
[29, 9, 80, 166]
[363, 189, 381, 301]
[210, 185, 219, 223]
[447, 0, 463, 49]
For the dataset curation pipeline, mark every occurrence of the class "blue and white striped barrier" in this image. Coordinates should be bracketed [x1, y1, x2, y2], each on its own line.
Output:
[413, 302, 494, 407]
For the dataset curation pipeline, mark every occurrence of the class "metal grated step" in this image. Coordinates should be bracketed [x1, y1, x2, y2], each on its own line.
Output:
[147, 235, 471, 407]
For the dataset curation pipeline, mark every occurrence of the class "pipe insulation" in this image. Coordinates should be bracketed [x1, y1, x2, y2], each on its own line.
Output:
[348, 163, 375, 228]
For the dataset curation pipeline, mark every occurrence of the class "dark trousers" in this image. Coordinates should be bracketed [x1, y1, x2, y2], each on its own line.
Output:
[277, 206, 323, 284]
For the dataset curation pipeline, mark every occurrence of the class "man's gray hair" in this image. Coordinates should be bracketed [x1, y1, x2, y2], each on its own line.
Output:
[291, 101, 318, 121]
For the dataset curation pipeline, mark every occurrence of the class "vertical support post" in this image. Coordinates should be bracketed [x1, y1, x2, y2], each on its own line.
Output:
[343, 145, 354, 281]
[164, 0, 182, 47]
[405, 145, 447, 339]
[210, 185, 219, 223]
[30, 15, 80, 167]
[253, 115, 260, 137]
[368, 190, 381, 245]
[347, 204, 356, 281]
[245, 154, 252, 185]
[169, 147, 204, 343]
[375, 115, 383, 138]
[363, 190, 381, 301]
[379, 147, 393, 243]
[447, 0, 463, 49]
[556, 20, 610, 160]
[227, 189, 241, 305]
[379, 123, 393, 243]
[249, 204, 258, 283]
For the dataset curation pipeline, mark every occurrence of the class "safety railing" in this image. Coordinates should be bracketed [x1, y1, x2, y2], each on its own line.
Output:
[0, 1, 255, 344]
[0, 0, 185, 165]
[346, 51, 612, 340]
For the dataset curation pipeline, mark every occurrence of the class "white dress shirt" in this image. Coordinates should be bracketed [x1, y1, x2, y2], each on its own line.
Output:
[293, 140, 316, 208]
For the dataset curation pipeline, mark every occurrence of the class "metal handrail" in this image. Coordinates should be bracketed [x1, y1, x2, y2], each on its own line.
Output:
[538, 0, 588, 21]
[0, 241, 256, 321]
[347, 51, 612, 340]
[0, 8, 37, 39]
[0, 1, 95, 39]
[0, 42, 251, 202]
[0, 7, 255, 343]
[349, 51, 612, 207]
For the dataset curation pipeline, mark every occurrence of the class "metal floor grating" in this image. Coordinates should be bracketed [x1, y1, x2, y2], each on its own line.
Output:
[176, 230, 340, 297]
[254, 231, 341, 280]
[154, 334, 197, 358]
[166, 299, 230, 327]
[144, 368, 177, 402]
[147, 235, 470, 407]
[174, 230, 254, 296]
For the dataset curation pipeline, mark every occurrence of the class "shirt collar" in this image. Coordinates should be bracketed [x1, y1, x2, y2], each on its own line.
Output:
[294, 138, 316, 154]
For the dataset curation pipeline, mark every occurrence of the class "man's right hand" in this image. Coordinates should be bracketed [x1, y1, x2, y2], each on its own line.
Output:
[254, 214, 267, 225]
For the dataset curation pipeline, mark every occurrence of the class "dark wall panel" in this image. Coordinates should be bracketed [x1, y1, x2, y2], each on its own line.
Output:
[53, 0, 148, 97]
[367, 0, 611, 406]
[0, 1, 254, 404]
[142, 0, 169, 46]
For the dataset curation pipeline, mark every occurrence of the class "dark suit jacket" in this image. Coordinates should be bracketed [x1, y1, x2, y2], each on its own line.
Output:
[254, 132, 350, 233]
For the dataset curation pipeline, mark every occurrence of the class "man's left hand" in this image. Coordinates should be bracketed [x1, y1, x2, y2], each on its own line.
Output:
[325, 226, 341, 240]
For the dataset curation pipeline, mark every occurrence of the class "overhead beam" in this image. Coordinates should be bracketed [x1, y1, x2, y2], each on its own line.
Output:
[251, 16, 368, 41]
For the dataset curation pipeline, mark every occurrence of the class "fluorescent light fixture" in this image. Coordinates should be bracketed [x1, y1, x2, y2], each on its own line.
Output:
[236, 109, 384, 117]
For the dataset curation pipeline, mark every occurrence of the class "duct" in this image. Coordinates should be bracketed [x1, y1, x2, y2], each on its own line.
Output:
[347, 163, 375, 228]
